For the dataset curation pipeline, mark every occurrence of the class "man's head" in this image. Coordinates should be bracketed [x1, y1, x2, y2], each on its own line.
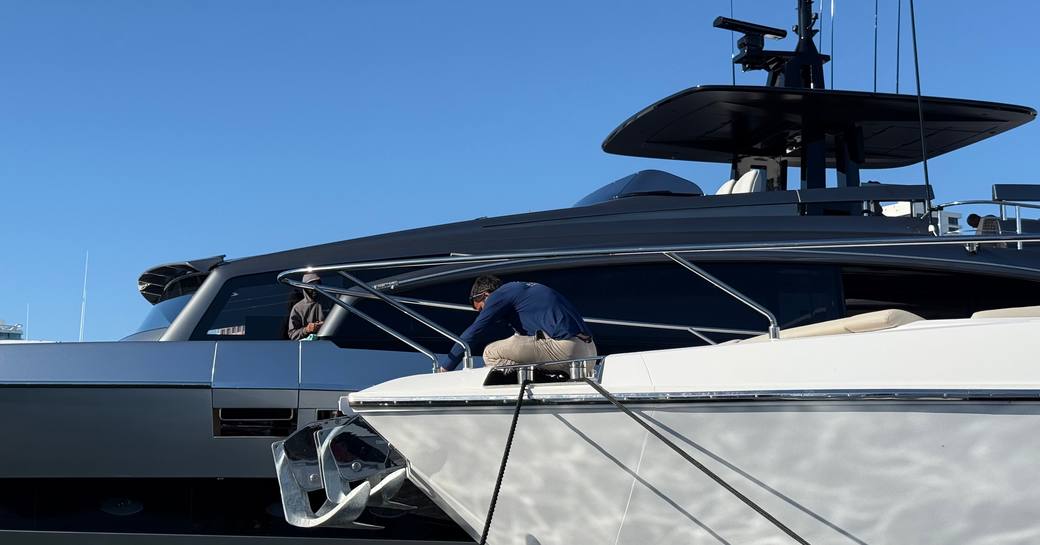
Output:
[469, 275, 502, 311]
[967, 213, 981, 229]
[302, 273, 321, 300]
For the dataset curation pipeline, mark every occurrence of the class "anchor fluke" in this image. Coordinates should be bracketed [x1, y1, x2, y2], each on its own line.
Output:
[368, 467, 416, 510]
[271, 415, 416, 529]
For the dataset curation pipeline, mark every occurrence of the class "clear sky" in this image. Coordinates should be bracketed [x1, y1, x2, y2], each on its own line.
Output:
[1, 0, 1037, 341]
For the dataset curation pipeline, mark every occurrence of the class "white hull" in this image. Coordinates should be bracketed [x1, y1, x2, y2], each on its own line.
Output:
[352, 317, 1040, 544]
[362, 401, 1040, 544]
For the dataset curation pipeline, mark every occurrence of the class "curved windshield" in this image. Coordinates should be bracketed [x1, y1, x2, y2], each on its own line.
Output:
[124, 294, 193, 340]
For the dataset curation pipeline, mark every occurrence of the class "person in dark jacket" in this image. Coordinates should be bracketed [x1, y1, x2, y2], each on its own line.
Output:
[288, 273, 325, 340]
[438, 275, 595, 372]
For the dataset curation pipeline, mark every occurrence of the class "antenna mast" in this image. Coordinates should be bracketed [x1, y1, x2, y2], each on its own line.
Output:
[816, 0, 824, 50]
[797, 0, 814, 41]
[729, 0, 736, 85]
[79, 251, 89, 342]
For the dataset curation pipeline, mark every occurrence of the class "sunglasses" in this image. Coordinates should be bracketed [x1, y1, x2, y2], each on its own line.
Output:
[469, 291, 489, 305]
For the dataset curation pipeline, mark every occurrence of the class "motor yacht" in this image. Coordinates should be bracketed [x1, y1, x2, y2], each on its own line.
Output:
[271, 0, 1040, 542]
[348, 308, 1040, 545]
[3, 0, 1039, 540]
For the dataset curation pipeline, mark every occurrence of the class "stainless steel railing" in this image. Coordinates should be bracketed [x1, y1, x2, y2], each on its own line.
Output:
[935, 199, 1040, 250]
[317, 286, 765, 344]
[279, 234, 1040, 371]
[664, 252, 780, 339]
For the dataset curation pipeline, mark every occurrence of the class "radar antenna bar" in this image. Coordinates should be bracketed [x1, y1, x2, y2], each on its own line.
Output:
[715, 0, 828, 89]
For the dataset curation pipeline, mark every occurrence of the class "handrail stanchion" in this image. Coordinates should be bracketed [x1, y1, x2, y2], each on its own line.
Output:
[338, 271, 475, 369]
[1017, 206, 1024, 250]
[664, 252, 781, 340]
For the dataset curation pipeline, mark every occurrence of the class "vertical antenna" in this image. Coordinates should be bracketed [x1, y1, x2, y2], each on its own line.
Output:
[729, 0, 736, 85]
[896, 0, 902, 92]
[79, 251, 89, 342]
[829, 0, 835, 86]
[873, 0, 879, 92]
[25, 304, 29, 341]
[908, 0, 934, 223]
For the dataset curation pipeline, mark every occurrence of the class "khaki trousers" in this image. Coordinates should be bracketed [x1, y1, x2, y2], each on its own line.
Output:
[483, 333, 598, 371]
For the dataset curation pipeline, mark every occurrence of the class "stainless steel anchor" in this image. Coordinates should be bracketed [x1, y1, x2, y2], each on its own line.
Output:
[272, 415, 414, 529]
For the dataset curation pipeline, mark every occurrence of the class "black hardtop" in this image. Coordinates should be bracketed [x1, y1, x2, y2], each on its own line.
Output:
[602, 85, 1036, 168]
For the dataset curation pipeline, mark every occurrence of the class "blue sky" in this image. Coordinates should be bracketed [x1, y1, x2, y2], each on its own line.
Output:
[1, 0, 1037, 341]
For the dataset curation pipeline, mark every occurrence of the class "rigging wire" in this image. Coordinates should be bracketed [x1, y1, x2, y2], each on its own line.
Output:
[896, 0, 902, 92]
[873, 0, 879, 92]
[908, 0, 935, 223]
[585, 378, 812, 545]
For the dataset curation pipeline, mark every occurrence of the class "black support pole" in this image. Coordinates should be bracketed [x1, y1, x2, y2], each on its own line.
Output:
[908, 0, 935, 222]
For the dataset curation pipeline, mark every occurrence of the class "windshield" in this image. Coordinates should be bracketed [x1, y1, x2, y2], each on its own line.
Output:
[124, 294, 193, 340]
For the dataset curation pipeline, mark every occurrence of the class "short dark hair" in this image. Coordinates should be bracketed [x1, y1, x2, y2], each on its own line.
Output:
[470, 275, 502, 301]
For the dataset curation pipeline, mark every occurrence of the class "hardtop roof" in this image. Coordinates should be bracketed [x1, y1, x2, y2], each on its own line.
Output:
[602, 86, 1036, 168]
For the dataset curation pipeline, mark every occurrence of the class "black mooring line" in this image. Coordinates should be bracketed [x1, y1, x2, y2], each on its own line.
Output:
[479, 379, 530, 545]
[584, 378, 811, 545]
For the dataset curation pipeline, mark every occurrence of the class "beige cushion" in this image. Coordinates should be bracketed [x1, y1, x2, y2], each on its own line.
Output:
[972, 305, 1040, 319]
[743, 309, 924, 343]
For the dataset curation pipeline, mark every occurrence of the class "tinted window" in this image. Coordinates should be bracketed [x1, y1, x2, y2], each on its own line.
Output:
[192, 273, 341, 340]
[842, 266, 1040, 319]
[127, 294, 193, 339]
[324, 262, 845, 355]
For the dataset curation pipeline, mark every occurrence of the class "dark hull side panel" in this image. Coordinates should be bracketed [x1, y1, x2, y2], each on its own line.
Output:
[0, 341, 433, 478]
[0, 387, 277, 478]
[0, 478, 470, 541]
[0, 478, 472, 536]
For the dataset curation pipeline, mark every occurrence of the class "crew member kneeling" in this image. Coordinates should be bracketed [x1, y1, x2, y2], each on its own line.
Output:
[438, 275, 596, 373]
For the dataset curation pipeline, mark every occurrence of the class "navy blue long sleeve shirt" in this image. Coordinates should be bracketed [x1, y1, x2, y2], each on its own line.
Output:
[440, 282, 591, 371]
